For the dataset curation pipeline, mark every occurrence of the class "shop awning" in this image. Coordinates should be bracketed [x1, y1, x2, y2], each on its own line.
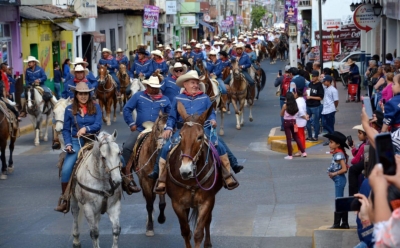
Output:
[83, 31, 106, 43]
[54, 22, 79, 31]
[199, 20, 215, 32]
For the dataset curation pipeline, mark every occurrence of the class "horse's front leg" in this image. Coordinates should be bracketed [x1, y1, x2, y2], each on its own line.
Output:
[219, 110, 224, 136]
[158, 194, 166, 224]
[113, 97, 117, 122]
[106, 100, 111, 126]
[239, 98, 246, 127]
[172, 201, 192, 248]
[7, 134, 16, 174]
[107, 198, 121, 248]
[0, 144, 7, 177]
[71, 197, 81, 248]
[83, 204, 101, 248]
[231, 98, 241, 130]
[197, 199, 215, 248]
[249, 104, 254, 122]
[99, 101, 107, 123]
[42, 115, 50, 142]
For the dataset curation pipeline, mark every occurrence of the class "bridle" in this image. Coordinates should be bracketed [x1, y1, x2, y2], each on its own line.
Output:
[180, 121, 205, 166]
[97, 134, 122, 174]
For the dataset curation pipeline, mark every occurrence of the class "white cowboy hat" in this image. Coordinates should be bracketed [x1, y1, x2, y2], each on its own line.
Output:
[190, 39, 197, 43]
[71, 57, 89, 66]
[202, 39, 207, 42]
[214, 36, 220, 39]
[182, 44, 187, 48]
[204, 41, 210, 46]
[71, 64, 89, 76]
[235, 43, 245, 49]
[215, 41, 223, 46]
[70, 82, 94, 92]
[101, 48, 112, 53]
[195, 44, 202, 49]
[232, 41, 237, 44]
[142, 76, 162, 88]
[176, 70, 199, 88]
[151, 50, 163, 58]
[253, 35, 258, 39]
[221, 37, 227, 41]
[208, 50, 217, 56]
[165, 46, 172, 51]
[23, 56, 40, 63]
[238, 36, 244, 40]
[116, 48, 124, 53]
[169, 62, 188, 75]
[175, 48, 183, 53]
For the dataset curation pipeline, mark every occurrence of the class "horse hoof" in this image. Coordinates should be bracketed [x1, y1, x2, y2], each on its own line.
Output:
[107, 122, 111, 126]
[227, 111, 231, 115]
[35, 142, 39, 146]
[219, 130, 224, 136]
[146, 230, 155, 237]
[120, 112, 123, 115]
[113, 118, 116, 122]
[236, 126, 241, 130]
[250, 118, 254, 122]
[72, 243, 81, 248]
[8, 166, 14, 174]
[43, 137, 48, 141]
[158, 215, 166, 224]
[241, 123, 244, 127]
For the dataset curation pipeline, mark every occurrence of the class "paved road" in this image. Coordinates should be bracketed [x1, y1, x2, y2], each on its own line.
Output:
[0, 59, 362, 248]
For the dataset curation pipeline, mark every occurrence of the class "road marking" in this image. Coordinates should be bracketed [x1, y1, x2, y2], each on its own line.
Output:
[248, 142, 270, 152]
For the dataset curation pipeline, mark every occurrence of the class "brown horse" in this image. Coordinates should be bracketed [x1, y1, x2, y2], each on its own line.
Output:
[228, 60, 254, 130]
[133, 112, 168, 237]
[0, 107, 18, 179]
[96, 65, 117, 126]
[166, 102, 223, 248]
[117, 64, 130, 115]
[266, 41, 278, 64]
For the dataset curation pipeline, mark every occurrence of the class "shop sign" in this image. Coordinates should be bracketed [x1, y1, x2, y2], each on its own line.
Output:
[143, 5, 160, 29]
[165, 1, 177, 15]
[180, 15, 196, 27]
[353, 4, 379, 32]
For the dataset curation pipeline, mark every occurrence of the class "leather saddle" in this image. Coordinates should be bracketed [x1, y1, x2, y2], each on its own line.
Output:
[126, 122, 154, 173]
[0, 100, 18, 129]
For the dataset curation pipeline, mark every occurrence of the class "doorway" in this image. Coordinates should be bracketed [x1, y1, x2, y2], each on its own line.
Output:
[82, 34, 93, 70]
[30, 43, 38, 59]
[52, 41, 60, 66]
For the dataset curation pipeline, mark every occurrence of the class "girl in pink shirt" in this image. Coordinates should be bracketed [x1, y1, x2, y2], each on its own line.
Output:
[380, 72, 394, 105]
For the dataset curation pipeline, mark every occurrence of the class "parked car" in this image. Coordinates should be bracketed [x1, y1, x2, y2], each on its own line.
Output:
[322, 51, 363, 83]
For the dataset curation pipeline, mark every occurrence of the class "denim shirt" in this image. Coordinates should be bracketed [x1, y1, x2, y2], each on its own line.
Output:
[327, 152, 345, 173]
[232, 53, 251, 70]
[206, 60, 220, 75]
[160, 76, 180, 102]
[151, 59, 169, 75]
[62, 104, 102, 147]
[191, 51, 206, 62]
[25, 66, 47, 86]
[62, 79, 93, 99]
[129, 59, 154, 78]
[215, 59, 231, 78]
[383, 94, 400, 126]
[123, 91, 171, 131]
[98, 57, 119, 74]
[117, 55, 129, 67]
[7, 75, 16, 93]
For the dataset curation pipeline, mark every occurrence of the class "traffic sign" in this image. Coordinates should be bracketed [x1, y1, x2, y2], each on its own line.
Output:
[323, 19, 341, 31]
[353, 4, 379, 33]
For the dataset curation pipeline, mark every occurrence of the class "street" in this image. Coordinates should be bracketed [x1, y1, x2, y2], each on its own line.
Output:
[0, 59, 361, 248]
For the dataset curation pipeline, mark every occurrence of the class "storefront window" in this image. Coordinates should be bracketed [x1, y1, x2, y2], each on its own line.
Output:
[0, 23, 12, 65]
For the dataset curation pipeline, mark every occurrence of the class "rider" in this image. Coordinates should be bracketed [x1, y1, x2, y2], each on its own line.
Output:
[232, 43, 255, 101]
[245, 44, 260, 73]
[19, 56, 57, 118]
[62, 65, 92, 99]
[193, 44, 206, 75]
[64, 58, 97, 89]
[98, 48, 121, 97]
[116, 48, 129, 67]
[183, 46, 193, 60]
[121, 76, 171, 194]
[153, 70, 240, 194]
[0, 77, 19, 121]
[129, 48, 154, 79]
[135, 44, 150, 60]
[206, 50, 229, 112]
[55, 82, 102, 213]
[151, 50, 168, 76]
[160, 62, 187, 102]
[169, 48, 191, 68]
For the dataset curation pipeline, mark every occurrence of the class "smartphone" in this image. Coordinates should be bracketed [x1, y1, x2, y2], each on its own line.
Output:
[278, 70, 282, 76]
[362, 96, 373, 119]
[375, 133, 396, 175]
[335, 196, 361, 212]
[347, 135, 353, 147]
[62, 148, 76, 154]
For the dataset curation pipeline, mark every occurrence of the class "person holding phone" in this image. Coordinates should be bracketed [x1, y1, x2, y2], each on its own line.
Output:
[348, 125, 368, 197]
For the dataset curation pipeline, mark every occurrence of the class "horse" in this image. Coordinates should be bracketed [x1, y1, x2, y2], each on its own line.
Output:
[257, 41, 269, 61]
[52, 98, 71, 149]
[196, 59, 226, 136]
[96, 65, 117, 126]
[253, 59, 267, 100]
[117, 64, 130, 115]
[166, 102, 223, 248]
[266, 41, 278, 64]
[228, 60, 254, 130]
[0, 104, 18, 179]
[26, 85, 53, 146]
[129, 112, 168, 236]
[278, 40, 288, 60]
[71, 130, 122, 248]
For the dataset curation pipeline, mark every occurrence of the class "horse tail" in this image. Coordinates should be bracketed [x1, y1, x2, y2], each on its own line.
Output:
[189, 207, 199, 232]
[260, 69, 267, 91]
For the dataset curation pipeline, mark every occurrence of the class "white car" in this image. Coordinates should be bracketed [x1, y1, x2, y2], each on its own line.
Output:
[322, 51, 363, 80]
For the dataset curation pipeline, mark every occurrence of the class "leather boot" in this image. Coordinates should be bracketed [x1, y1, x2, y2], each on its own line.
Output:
[121, 167, 141, 194]
[221, 94, 228, 112]
[19, 98, 27, 117]
[340, 212, 350, 229]
[154, 158, 167, 195]
[219, 154, 239, 190]
[55, 182, 69, 213]
[329, 212, 341, 229]
[52, 128, 61, 150]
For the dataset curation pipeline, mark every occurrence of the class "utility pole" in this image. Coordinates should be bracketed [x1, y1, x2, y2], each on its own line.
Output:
[318, 0, 323, 66]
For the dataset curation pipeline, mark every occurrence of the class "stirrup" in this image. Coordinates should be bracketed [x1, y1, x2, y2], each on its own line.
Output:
[153, 179, 166, 195]
[223, 174, 239, 190]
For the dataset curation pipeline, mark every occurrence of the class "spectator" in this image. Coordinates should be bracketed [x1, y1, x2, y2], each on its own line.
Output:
[346, 58, 361, 103]
[53, 63, 62, 100]
[293, 88, 307, 156]
[365, 60, 379, 97]
[6, 66, 15, 101]
[348, 125, 367, 196]
[385, 52, 394, 65]
[289, 67, 306, 92]
[306, 70, 324, 142]
[62, 58, 71, 81]
[374, 65, 391, 110]
[382, 74, 400, 132]
[274, 65, 292, 131]
[380, 72, 394, 108]
[308, 47, 316, 63]
[321, 75, 339, 146]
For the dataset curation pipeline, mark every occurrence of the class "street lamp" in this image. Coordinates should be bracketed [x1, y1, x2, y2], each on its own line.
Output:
[373, 1, 383, 16]
[350, 2, 356, 12]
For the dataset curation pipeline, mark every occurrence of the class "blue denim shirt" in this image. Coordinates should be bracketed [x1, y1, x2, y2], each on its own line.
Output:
[7, 75, 16, 93]
[246, 51, 257, 63]
[160, 76, 180, 102]
[214, 59, 231, 78]
[232, 53, 251, 70]
[129, 59, 154, 78]
[191, 51, 206, 62]
[383, 94, 400, 126]
[151, 59, 169, 75]
[98, 57, 119, 74]
[62, 79, 93, 99]
[117, 55, 129, 67]
[206, 60, 220, 75]
[25, 65, 47, 86]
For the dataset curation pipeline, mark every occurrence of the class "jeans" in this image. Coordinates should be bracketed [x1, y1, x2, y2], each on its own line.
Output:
[348, 161, 364, 196]
[61, 138, 84, 182]
[54, 82, 61, 100]
[242, 71, 255, 86]
[322, 111, 336, 134]
[216, 78, 227, 94]
[280, 98, 285, 130]
[110, 73, 121, 91]
[306, 106, 321, 139]
[332, 174, 346, 198]
[283, 119, 305, 156]
[122, 131, 140, 166]
[354, 241, 368, 248]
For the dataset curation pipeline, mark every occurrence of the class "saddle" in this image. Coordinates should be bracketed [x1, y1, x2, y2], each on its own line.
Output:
[0, 100, 18, 132]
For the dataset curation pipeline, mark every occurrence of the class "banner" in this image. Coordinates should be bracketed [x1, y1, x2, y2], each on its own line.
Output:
[236, 16, 243, 24]
[143, 5, 160, 29]
[314, 40, 341, 62]
[284, 0, 298, 25]
[180, 15, 196, 27]
[165, 1, 177, 15]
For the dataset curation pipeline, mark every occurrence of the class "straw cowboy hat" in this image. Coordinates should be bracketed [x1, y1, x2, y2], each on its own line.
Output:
[101, 48, 112, 53]
[235, 43, 245, 49]
[352, 124, 365, 133]
[346, 58, 356, 66]
[208, 50, 217, 56]
[169, 62, 188, 75]
[214, 36, 220, 39]
[190, 39, 197, 43]
[151, 50, 163, 58]
[195, 44, 202, 49]
[71, 64, 89, 76]
[24, 56, 40, 63]
[142, 76, 162, 88]
[157, 44, 164, 48]
[116, 48, 124, 53]
[71, 57, 89, 66]
[70, 82, 94, 92]
[221, 37, 227, 42]
[165, 46, 172, 51]
[176, 70, 199, 88]
[175, 48, 183, 53]
[323, 131, 349, 149]
[202, 39, 207, 43]
[204, 41, 211, 46]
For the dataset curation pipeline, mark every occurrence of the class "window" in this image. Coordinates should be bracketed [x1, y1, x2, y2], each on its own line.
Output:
[76, 35, 80, 57]
[100, 30, 106, 50]
[110, 28, 116, 54]
[349, 54, 361, 62]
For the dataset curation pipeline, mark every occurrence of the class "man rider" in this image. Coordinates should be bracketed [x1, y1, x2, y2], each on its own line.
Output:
[65, 57, 98, 89]
[116, 48, 129, 67]
[193, 44, 206, 75]
[62, 65, 92, 99]
[151, 50, 168, 76]
[169, 48, 191, 68]
[160, 63, 187, 102]
[206, 50, 228, 112]
[233, 43, 255, 100]
[129, 48, 154, 79]
[98, 48, 121, 97]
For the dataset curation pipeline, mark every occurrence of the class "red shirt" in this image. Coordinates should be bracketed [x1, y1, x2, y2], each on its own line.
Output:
[1, 71, 9, 93]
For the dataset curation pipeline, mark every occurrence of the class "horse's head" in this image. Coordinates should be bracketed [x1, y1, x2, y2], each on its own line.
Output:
[94, 130, 122, 186]
[153, 111, 169, 149]
[196, 59, 204, 69]
[53, 97, 71, 132]
[231, 60, 241, 81]
[98, 65, 108, 85]
[119, 64, 127, 76]
[177, 101, 213, 180]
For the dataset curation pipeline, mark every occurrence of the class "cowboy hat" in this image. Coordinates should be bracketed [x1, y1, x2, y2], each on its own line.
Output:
[175, 48, 183, 53]
[137, 48, 147, 55]
[182, 44, 187, 48]
[23, 56, 40, 63]
[352, 124, 365, 133]
[346, 58, 356, 65]
[116, 48, 124, 53]
[214, 41, 223, 46]
[71, 64, 89, 76]
[151, 50, 163, 58]
[204, 41, 211, 46]
[101, 48, 112, 53]
[71, 57, 88, 66]
[190, 39, 197, 43]
[169, 62, 188, 75]
[208, 50, 217, 56]
[195, 44, 202, 49]
[214, 36, 220, 39]
[165, 46, 172, 51]
[238, 36, 244, 40]
[157, 44, 164, 48]
[142, 76, 162, 88]
[323, 131, 349, 149]
[253, 35, 258, 39]
[221, 37, 227, 42]
[235, 43, 245, 49]
[176, 70, 199, 88]
[202, 39, 207, 42]
[70, 82, 94, 93]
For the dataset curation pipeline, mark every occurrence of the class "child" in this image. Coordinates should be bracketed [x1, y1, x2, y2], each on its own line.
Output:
[324, 131, 349, 229]
[321, 75, 339, 146]
[280, 91, 308, 160]
[53, 64, 62, 100]
[348, 125, 368, 196]
[294, 88, 307, 156]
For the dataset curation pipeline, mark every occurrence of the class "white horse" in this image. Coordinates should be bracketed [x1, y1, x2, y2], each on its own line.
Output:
[26, 86, 55, 146]
[52, 98, 71, 148]
[71, 130, 122, 248]
[128, 78, 145, 122]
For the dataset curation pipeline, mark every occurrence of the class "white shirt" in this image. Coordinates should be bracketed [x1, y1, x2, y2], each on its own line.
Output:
[296, 97, 307, 127]
[268, 34, 275, 42]
[322, 85, 339, 115]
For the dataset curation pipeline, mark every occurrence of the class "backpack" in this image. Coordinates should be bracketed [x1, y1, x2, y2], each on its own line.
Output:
[281, 75, 291, 97]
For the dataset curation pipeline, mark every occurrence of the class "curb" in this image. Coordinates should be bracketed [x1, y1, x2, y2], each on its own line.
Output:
[18, 119, 51, 136]
[312, 226, 357, 248]
[267, 127, 323, 153]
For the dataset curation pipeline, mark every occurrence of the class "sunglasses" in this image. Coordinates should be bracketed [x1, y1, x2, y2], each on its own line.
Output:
[174, 69, 183, 73]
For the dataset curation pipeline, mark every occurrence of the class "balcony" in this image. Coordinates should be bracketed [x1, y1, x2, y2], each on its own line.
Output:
[298, 0, 312, 10]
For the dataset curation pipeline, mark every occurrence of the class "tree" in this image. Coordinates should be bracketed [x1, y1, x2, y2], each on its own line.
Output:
[251, 5, 267, 29]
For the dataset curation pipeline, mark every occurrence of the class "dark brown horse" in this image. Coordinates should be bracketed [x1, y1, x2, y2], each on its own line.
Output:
[117, 64, 130, 115]
[266, 41, 278, 64]
[0, 107, 18, 179]
[278, 40, 288, 60]
[167, 102, 223, 248]
[96, 65, 117, 126]
[133, 112, 168, 236]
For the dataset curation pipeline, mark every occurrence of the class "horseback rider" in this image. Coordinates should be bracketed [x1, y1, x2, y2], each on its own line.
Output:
[121, 76, 171, 194]
[62, 65, 92, 99]
[189, 39, 197, 49]
[65, 58, 98, 89]
[151, 50, 168, 76]
[129, 48, 154, 80]
[0, 77, 19, 121]
[151, 70, 240, 194]
[169, 48, 191, 68]
[55, 82, 103, 213]
[164, 46, 174, 62]
[160, 62, 188, 102]
[206, 50, 229, 112]
[204, 42, 213, 57]
[182, 46, 193, 60]
[116, 48, 129, 67]
[193, 44, 206, 75]
[19, 56, 57, 118]
[135, 44, 150, 61]
[98, 48, 121, 97]
[232, 43, 255, 100]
